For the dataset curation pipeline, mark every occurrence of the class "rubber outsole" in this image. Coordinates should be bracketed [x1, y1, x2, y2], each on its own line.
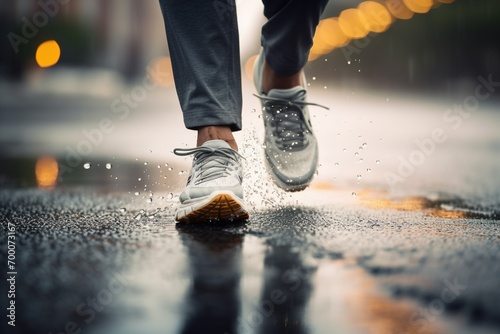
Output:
[175, 192, 249, 223]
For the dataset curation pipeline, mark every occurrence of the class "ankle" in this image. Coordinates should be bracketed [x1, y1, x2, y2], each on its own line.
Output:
[197, 126, 238, 151]
[261, 58, 302, 94]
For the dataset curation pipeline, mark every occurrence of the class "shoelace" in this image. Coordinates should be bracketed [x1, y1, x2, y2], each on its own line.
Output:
[173, 146, 243, 184]
[253, 90, 329, 150]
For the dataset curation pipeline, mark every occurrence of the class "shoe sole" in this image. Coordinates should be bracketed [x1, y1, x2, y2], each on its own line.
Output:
[175, 191, 249, 223]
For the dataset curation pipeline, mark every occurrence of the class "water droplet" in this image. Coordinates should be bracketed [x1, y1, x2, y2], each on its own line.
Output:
[376, 160, 381, 164]
[138, 178, 142, 181]
[168, 167, 173, 171]
[83, 162, 91, 169]
[134, 214, 142, 220]
[362, 143, 367, 148]
[179, 170, 186, 175]
[352, 192, 357, 197]
[251, 108, 256, 113]
[334, 162, 339, 167]
[358, 158, 364, 163]
[323, 86, 327, 89]
[358, 69, 361, 73]
[342, 148, 347, 152]
[149, 150, 153, 153]
[324, 58, 328, 62]
[144, 162, 148, 166]
[105, 163, 112, 169]
[119, 208, 127, 213]
[354, 152, 359, 157]
[357, 174, 362, 180]
[347, 61, 351, 65]
[157, 165, 161, 169]
[134, 192, 140, 196]
[146, 198, 152, 204]
[312, 76, 316, 80]
[167, 192, 174, 200]
[367, 168, 372, 173]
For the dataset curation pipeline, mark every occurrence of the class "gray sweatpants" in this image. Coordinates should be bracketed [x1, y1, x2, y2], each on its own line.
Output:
[158, 0, 329, 131]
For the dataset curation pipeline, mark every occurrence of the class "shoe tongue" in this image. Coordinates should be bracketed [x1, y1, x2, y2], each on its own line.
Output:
[267, 86, 305, 100]
[201, 139, 232, 149]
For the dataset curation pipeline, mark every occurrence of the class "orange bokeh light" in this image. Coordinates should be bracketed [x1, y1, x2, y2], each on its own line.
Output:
[359, 1, 393, 33]
[384, 0, 414, 20]
[339, 8, 370, 39]
[403, 0, 433, 14]
[35, 40, 61, 68]
[147, 57, 174, 87]
[309, 18, 351, 61]
[35, 156, 59, 189]
[307, 0, 454, 62]
[317, 18, 351, 49]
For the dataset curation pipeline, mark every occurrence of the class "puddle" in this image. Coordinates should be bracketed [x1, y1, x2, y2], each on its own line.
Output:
[357, 189, 500, 220]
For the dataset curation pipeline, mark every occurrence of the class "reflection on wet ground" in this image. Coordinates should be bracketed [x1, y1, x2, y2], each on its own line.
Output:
[357, 189, 500, 220]
[1, 180, 500, 334]
[176, 223, 244, 334]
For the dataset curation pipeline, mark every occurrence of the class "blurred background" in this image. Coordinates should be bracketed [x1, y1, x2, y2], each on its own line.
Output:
[2, 3, 500, 333]
[0, 0, 499, 199]
[2, 1, 499, 89]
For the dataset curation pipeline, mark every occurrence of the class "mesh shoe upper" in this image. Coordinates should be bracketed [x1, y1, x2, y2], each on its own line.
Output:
[260, 87, 319, 181]
[173, 140, 244, 202]
[253, 51, 328, 190]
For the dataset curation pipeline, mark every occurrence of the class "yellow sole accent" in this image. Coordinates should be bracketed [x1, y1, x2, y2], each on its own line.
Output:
[177, 193, 249, 223]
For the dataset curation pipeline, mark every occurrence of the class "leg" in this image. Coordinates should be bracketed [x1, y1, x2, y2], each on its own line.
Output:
[261, 0, 329, 77]
[261, 59, 302, 94]
[260, 0, 329, 94]
[158, 0, 248, 222]
[197, 126, 238, 151]
[158, 0, 242, 150]
[254, 0, 330, 191]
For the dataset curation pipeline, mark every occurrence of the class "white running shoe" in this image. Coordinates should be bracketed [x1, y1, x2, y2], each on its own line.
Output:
[253, 51, 329, 191]
[173, 140, 249, 223]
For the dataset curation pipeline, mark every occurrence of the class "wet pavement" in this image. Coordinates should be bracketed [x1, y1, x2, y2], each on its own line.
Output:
[1, 80, 500, 334]
[1, 183, 500, 334]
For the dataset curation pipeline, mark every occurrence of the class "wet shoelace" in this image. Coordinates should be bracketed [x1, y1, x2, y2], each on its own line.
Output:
[253, 90, 329, 150]
[173, 146, 243, 184]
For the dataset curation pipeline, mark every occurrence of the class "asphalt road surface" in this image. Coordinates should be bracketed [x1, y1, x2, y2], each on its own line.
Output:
[1, 79, 500, 334]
